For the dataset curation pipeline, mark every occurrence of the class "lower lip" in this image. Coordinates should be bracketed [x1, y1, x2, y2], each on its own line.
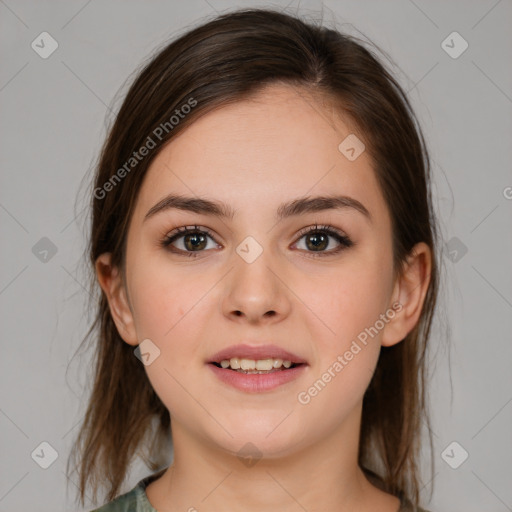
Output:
[207, 363, 307, 392]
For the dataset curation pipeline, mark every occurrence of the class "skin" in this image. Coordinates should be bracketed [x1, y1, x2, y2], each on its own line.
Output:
[96, 83, 431, 512]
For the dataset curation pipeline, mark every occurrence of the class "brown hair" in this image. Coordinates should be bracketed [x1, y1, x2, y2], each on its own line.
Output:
[68, 7, 440, 509]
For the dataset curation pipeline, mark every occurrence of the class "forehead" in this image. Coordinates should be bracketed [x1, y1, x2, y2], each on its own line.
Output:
[132, 84, 389, 226]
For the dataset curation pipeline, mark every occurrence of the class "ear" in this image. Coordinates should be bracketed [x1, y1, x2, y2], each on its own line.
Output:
[95, 253, 138, 346]
[381, 242, 432, 347]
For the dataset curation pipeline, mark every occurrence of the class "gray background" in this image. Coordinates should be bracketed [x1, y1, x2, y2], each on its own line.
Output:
[1, 1, 511, 511]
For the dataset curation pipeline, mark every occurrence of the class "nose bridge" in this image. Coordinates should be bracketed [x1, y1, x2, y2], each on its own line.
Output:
[222, 235, 290, 321]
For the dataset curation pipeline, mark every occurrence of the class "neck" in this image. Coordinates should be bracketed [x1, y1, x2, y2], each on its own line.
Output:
[145, 401, 400, 512]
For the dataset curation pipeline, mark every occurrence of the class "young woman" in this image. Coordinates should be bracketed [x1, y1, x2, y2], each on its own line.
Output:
[68, 8, 439, 512]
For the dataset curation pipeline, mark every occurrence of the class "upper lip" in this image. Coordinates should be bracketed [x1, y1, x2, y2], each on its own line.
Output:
[208, 344, 307, 364]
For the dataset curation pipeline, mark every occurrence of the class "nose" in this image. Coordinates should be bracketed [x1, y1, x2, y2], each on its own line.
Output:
[222, 248, 291, 325]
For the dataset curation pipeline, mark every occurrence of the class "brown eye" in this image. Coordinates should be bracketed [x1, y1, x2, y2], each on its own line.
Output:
[182, 232, 208, 251]
[294, 224, 354, 257]
[304, 231, 329, 251]
[161, 226, 219, 257]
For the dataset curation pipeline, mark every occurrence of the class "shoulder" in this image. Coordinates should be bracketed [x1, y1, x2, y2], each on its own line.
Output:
[89, 487, 140, 512]
[362, 468, 433, 512]
[89, 469, 166, 512]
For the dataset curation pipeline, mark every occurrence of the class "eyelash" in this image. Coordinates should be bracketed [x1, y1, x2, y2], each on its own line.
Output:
[160, 223, 354, 258]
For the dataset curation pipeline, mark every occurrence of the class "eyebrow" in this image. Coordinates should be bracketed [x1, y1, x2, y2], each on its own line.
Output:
[144, 193, 372, 223]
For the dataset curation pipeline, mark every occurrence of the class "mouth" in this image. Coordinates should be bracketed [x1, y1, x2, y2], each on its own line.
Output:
[206, 344, 308, 392]
[209, 358, 305, 374]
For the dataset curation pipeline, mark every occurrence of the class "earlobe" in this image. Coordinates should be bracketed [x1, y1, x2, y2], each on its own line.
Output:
[95, 253, 138, 346]
[381, 242, 432, 348]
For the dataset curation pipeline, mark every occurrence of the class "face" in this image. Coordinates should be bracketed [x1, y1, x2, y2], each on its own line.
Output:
[101, 84, 411, 459]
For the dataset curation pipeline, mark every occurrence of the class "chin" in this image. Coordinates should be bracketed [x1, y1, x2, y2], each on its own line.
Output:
[209, 423, 305, 461]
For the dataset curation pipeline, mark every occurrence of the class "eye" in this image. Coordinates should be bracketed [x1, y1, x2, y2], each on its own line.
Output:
[160, 225, 219, 257]
[293, 223, 354, 257]
[160, 223, 354, 259]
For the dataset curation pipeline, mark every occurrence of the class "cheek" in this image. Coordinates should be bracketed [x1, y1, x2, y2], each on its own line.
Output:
[294, 264, 387, 415]
[129, 254, 201, 337]
[129, 267, 212, 420]
[295, 345, 379, 435]
[129, 259, 216, 371]
[295, 255, 392, 354]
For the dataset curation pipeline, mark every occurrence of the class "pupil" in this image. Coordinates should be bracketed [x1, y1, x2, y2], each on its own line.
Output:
[307, 233, 327, 251]
[185, 233, 206, 251]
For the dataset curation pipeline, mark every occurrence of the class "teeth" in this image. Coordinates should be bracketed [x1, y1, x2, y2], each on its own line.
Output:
[240, 358, 255, 370]
[218, 357, 295, 371]
[255, 359, 273, 370]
